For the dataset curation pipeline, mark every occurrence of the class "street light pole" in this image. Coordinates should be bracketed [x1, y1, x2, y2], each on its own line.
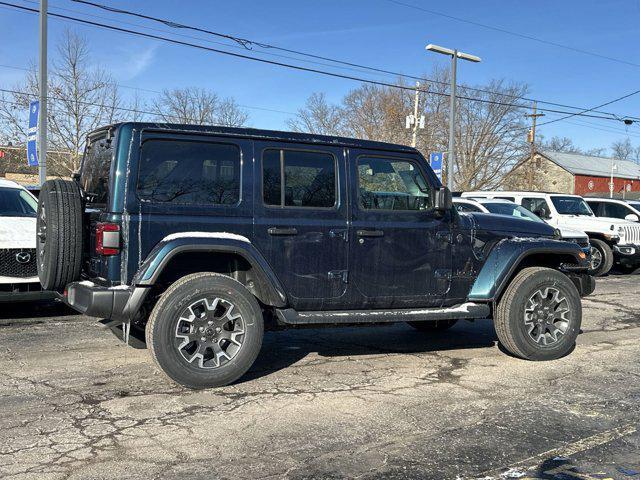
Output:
[426, 44, 480, 191]
[447, 51, 457, 191]
[38, 0, 48, 186]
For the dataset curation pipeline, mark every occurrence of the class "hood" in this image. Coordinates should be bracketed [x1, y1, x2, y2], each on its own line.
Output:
[553, 214, 628, 232]
[467, 212, 556, 237]
[557, 225, 588, 239]
[0, 217, 37, 249]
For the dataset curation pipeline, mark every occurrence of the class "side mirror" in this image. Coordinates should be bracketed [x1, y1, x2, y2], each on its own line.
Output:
[434, 187, 453, 212]
[625, 213, 639, 222]
[72, 171, 81, 182]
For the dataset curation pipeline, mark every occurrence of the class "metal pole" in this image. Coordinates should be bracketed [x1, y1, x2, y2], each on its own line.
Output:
[411, 82, 420, 148]
[447, 51, 457, 190]
[38, 0, 47, 186]
[610, 162, 614, 198]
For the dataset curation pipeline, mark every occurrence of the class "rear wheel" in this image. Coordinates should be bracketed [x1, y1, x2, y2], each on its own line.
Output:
[587, 238, 613, 276]
[146, 273, 264, 389]
[494, 267, 581, 361]
[407, 319, 458, 331]
[36, 179, 83, 291]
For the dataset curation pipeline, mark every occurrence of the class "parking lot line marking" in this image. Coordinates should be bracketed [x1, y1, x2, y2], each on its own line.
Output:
[477, 423, 637, 478]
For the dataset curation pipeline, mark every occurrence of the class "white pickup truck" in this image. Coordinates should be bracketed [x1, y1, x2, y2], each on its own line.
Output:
[462, 191, 640, 275]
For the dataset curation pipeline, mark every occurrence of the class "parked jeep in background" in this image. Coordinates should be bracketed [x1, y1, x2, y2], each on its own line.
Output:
[462, 191, 640, 276]
[37, 123, 594, 389]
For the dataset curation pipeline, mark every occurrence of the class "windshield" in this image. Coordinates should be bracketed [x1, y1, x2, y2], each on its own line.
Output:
[482, 202, 544, 222]
[627, 201, 640, 211]
[551, 196, 593, 216]
[0, 187, 37, 217]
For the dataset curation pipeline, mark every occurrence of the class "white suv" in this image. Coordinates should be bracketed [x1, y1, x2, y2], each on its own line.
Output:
[0, 179, 53, 301]
[462, 191, 640, 275]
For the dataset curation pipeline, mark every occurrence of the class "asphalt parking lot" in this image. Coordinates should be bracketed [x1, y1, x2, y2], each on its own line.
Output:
[1, 274, 639, 480]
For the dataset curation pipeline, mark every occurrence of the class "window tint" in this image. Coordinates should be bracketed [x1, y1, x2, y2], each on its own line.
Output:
[80, 135, 113, 205]
[522, 197, 550, 216]
[586, 201, 601, 215]
[137, 139, 240, 205]
[0, 188, 37, 217]
[551, 196, 593, 216]
[358, 157, 431, 211]
[602, 202, 631, 219]
[455, 202, 481, 213]
[262, 149, 336, 208]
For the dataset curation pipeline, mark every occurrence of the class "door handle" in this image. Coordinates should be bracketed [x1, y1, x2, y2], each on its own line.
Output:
[357, 229, 384, 238]
[268, 227, 298, 236]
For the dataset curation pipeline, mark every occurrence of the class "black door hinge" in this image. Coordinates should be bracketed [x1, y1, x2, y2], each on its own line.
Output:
[435, 231, 452, 243]
[434, 269, 452, 280]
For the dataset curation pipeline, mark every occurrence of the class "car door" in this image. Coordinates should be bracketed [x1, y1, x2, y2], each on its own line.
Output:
[347, 150, 451, 309]
[252, 142, 349, 311]
[521, 196, 552, 220]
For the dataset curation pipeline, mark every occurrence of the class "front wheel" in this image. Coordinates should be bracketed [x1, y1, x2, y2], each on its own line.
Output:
[146, 273, 264, 389]
[587, 238, 613, 276]
[494, 267, 581, 361]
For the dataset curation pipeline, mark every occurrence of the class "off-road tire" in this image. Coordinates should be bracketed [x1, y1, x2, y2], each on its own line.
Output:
[407, 319, 458, 331]
[146, 272, 264, 389]
[588, 238, 613, 277]
[494, 267, 581, 361]
[36, 179, 83, 291]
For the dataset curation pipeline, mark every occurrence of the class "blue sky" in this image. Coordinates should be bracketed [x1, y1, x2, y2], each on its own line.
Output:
[1, 0, 640, 153]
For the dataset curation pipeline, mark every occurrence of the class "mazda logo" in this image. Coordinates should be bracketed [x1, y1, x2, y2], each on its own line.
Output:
[15, 252, 31, 264]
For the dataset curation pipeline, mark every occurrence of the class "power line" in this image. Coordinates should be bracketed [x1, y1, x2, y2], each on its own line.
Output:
[3, 0, 638, 125]
[384, 0, 640, 69]
[68, 0, 640, 120]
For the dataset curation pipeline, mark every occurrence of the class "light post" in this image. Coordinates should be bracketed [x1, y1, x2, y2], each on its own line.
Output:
[610, 162, 618, 198]
[426, 44, 481, 190]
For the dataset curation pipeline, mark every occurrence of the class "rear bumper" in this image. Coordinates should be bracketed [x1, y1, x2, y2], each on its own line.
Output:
[65, 281, 149, 322]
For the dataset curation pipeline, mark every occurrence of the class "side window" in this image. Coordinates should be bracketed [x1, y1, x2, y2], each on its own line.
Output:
[358, 157, 432, 211]
[587, 201, 601, 215]
[496, 196, 515, 202]
[137, 139, 241, 205]
[262, 149, 336, 208]
[455, 203, 481, 213]
[522, 197, 550, 216]
[602, 202, 630, 219]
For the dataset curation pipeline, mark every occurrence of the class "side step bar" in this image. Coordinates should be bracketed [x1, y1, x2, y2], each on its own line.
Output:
[276, 302, 490, 326]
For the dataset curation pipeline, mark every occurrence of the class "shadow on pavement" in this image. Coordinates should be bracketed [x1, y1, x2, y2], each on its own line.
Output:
[241, 319, 498, 382]
[0, 299, 77, 321]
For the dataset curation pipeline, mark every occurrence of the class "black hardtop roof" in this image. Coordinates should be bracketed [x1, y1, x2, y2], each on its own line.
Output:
[98, 122, 419, 154]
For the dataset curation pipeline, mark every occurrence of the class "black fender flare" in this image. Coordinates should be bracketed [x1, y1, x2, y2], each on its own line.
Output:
[467, 237, 589, 302]
[131, 234, 287, 308]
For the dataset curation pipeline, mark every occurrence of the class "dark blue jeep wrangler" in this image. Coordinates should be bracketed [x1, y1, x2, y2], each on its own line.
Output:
[36, 123, 594, 389]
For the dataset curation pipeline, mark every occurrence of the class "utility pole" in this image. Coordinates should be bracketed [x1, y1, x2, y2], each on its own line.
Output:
[525, 102, 544, 189]
[38, 0, 48, 186]
[405, 82, 425, 148]
[411, 82, 420, 148]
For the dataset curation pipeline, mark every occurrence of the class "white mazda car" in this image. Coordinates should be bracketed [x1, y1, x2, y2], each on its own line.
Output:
[0, 179, 53, 301]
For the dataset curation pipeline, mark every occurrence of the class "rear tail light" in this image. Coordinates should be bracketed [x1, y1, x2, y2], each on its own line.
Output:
[95, 222, 120, 256]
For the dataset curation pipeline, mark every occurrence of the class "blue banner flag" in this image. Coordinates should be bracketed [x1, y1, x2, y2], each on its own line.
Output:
[429, 152, 443, 182]
[27, 100, 39, 167]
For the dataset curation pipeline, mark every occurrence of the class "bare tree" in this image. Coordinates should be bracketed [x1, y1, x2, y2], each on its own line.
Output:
[288, 92, 346, 136]
[0, 29, 124, 175]
[152, 87, 248, 127]
[611, 138, 640, 163]
[290, 69, 530, 190]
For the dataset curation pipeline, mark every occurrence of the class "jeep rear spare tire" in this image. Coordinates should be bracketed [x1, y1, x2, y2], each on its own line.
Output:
[494, 267, 581, 361]
[37, 179, 83, 291]
[146, 272, 264, 389]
